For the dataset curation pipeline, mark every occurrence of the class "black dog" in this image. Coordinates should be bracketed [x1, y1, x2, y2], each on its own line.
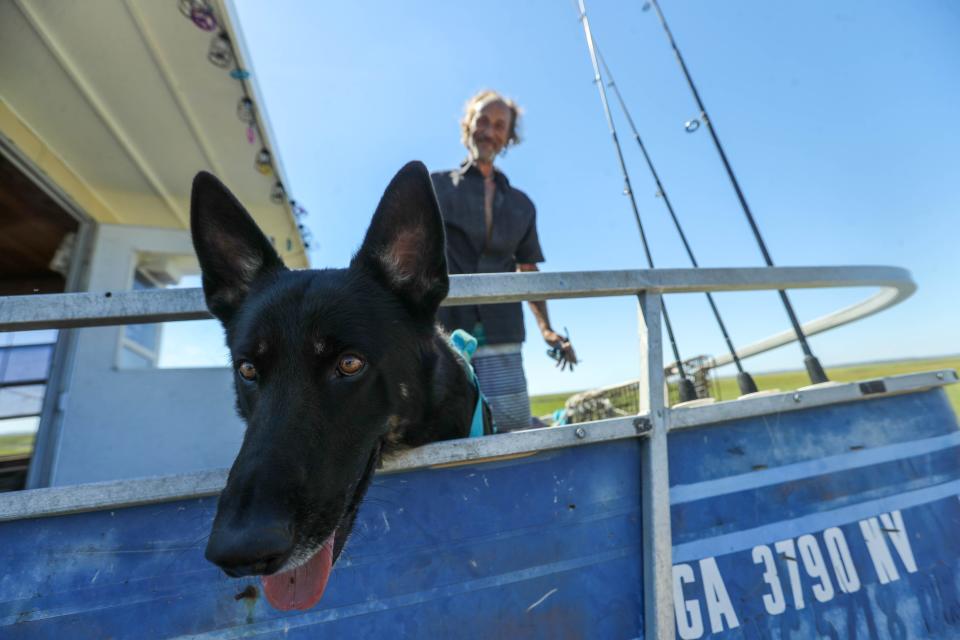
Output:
[192, 161, 484, 611]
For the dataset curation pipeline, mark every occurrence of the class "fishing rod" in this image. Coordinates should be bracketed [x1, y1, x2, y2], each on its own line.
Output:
[646, 0, 829, 385]
[595, 47, 758, 396]
[577, 0, 698, 404]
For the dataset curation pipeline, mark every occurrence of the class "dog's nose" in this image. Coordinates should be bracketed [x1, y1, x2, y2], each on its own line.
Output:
[205, 525, 293, 577]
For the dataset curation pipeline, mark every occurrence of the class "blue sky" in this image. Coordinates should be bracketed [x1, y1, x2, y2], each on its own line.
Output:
[219, 1, 959, 395]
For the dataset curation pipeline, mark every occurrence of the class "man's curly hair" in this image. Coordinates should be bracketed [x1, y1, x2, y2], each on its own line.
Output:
[460, 89, 523, 151]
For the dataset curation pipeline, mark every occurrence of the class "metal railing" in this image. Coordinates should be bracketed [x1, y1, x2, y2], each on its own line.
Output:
[0, 265, 922, 640]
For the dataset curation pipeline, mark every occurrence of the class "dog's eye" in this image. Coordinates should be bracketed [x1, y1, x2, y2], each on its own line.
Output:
[237, 361, 258, 381]
[337, 354, 365, 376]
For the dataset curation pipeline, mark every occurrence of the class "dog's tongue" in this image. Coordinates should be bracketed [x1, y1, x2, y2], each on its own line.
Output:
[261, 532, 335, 611]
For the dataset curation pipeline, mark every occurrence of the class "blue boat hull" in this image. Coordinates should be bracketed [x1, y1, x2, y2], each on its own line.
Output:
[669, 389, 960, 639]
[1, 387, 958, 638]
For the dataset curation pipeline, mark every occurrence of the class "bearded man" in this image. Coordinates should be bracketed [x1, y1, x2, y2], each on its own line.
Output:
[431, 90, 577, 433]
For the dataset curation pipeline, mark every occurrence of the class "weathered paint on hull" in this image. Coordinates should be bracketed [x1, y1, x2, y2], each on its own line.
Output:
[0, 388, 957, 638]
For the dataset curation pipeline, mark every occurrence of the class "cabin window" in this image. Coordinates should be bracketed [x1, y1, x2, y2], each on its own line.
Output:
[116, 268, 226, 370]
[117, 270, 163, 368]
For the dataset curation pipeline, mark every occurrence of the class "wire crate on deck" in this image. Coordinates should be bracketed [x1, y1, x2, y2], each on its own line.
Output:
[665, 354, 718, 404]
[562, 355, 718, 424]
[563, 380, 639, 424]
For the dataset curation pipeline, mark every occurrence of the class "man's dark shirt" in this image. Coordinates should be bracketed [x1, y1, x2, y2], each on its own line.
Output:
[431, 163, 544, 345]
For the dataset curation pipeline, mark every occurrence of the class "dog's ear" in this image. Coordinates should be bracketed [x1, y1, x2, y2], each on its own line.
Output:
[190, 171, 285, 323]
[351, 161, 449, 316]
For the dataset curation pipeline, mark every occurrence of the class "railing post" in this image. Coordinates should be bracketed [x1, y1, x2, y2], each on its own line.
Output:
[637, 291, 675, 639]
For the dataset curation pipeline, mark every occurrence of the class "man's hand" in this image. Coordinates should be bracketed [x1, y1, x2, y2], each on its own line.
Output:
[544, 328, 578, 371]
[520, 265, 578, 371]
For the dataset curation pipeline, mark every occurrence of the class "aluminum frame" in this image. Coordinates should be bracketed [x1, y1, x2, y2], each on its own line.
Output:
[0, 263, 946, 640]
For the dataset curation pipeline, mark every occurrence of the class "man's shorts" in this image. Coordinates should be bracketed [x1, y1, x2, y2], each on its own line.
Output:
[472, 343, 531, 433]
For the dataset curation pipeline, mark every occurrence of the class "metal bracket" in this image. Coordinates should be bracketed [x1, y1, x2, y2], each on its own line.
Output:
[633, 416, 652, 434]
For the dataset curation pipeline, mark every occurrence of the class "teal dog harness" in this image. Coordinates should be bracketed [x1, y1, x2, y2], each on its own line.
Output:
[448, 329, 489, 438]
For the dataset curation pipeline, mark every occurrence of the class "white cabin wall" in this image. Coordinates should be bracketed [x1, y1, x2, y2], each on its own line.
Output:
[48, 224, 243, 487]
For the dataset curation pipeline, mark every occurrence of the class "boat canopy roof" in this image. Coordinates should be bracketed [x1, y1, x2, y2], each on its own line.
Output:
[0, 0, 308, 269]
